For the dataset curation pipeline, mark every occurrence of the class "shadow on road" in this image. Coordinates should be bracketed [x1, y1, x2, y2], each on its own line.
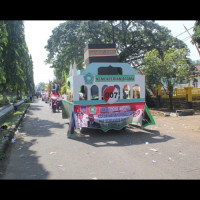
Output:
[0, 99, 65, 179]
[21, 116, 64, 137]
[0, 136, 49, 179]
[20, 102, 64, 137]
[27, 105, 43, 112]
[69, 126, 174, 148]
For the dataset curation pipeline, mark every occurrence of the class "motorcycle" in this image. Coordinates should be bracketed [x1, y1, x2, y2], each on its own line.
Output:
[50, 92, 62, 113]
[56, 97, 62, 110]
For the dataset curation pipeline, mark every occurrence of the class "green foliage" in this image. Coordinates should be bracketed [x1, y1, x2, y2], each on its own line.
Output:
[0, 21, 8, 85]
[142, 49, 163, 86]
[0, 103, 29, 133]
[0, 20, 35, 105]
[36, 82, 46, 91]
[62, 70, 68, 85]
[142, 48, 191, 110]
[60, 84, 66, 95]
[45, 20, 188, 81]
[192, 21, 200, 48]
[143, 48, 191, 86]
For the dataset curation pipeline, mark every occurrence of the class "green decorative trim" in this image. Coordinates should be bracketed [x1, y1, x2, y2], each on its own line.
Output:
[100, 118, 133, 132]
[74, 98, 145, 105]
[74, 100, 105, 105]
[141, 104, 156, 128]
[67, 133, 75, 138]
[62, 100, 74, 118]
[131, 120, 141, 124]
[118, 98, 145, 103]
[62, 100, 74, 107]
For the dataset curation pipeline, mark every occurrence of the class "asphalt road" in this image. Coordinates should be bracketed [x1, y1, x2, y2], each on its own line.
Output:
[1, 98, 200, 179]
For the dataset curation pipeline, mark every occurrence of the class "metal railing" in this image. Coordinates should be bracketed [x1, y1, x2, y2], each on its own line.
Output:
[0, 100, 24, 123]
[159, 88, 200, 99]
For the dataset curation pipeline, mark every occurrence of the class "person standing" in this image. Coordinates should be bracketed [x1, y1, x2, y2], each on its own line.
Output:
[54, 82, 59, 93]
[29, 92, 33, 102]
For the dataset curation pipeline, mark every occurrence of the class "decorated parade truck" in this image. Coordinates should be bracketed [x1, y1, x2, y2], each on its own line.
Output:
[62, 44, 155, 137]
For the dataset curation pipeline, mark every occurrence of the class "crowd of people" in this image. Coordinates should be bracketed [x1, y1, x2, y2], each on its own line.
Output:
[24, 82, 62, 103]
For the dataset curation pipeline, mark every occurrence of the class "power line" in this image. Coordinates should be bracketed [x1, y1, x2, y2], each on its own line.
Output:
[182, 36, 191, 42]
[183, 24, 200, 57]
[175, 26, 193, 38]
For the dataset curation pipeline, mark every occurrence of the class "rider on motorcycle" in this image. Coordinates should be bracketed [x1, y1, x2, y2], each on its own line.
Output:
[50, 89, 61, 99]
[50, 86, 62, 112]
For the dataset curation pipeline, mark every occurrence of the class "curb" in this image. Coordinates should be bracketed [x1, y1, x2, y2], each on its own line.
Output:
[151, 109, 195, 117]
[0, 104, 30, 159]
[0, 100, 24, 124]
[150, 110, 176, 117]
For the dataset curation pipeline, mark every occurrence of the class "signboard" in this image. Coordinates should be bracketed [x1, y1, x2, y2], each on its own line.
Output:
[73, 102, 155, 132]
[95, 75, 135, 82]
[83, 74, 135, 85]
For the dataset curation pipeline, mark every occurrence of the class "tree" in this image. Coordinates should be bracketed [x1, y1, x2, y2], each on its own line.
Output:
[142, 48, 191, 110]
[192, 21, 200, 48]
[0, 21, 8, 89]
[23, 54, 34, 95]
[1, 21, 24, 103]
[36, 82, 46, 91]
[45, 20, 188, 82]
[0, 20, 35, 103]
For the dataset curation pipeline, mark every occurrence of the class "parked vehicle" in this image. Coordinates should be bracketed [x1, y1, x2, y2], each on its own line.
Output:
[24, 95, 28, 103]
[62, 44, 156, 137]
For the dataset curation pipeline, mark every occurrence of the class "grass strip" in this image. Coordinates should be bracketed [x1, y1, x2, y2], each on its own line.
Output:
[0, 103, 30, 142]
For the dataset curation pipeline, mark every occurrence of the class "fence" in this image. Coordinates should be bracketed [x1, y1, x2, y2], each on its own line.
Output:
[159, 87, 200, 99]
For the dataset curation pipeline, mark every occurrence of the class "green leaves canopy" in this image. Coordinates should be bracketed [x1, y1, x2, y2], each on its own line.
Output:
[0, 21, 8, 85]
[142, 48, 191, 110]
[192, 21, 200, 49]
[142, 48, 191, 87]
[45, 20, 188, 82]
[0, 20, 34, 103]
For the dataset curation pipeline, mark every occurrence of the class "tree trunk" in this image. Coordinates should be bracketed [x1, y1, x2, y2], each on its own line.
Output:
[168, 86, 174, 111]
[2, 85, 8, 105]
[110, 21, 115, 44]
[20, 90, 22, 99]
[156, 90, 161, 108]
[16, 89, 19, 100]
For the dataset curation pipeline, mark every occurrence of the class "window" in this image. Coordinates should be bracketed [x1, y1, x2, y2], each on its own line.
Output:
[66, 81, 73, 102]
[102, 85, 108, 99]
[67, 81, 70, 88]
[123, 85, 130, 99]
[114, 85, 120, 99]
[98, 65, 122, 75]
[91, 85, 99, 100]
[79, 85, 87, 100]
[133, 85, 140, 99]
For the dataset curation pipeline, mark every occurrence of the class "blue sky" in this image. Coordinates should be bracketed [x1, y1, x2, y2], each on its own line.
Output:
[24, 20, 200, 85]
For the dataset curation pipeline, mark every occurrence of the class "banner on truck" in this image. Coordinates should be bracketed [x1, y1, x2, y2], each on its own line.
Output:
[73, 102, 155, 132]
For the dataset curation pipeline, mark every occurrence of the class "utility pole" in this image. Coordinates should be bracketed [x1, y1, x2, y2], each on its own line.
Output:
[183, 24, 200, 57]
